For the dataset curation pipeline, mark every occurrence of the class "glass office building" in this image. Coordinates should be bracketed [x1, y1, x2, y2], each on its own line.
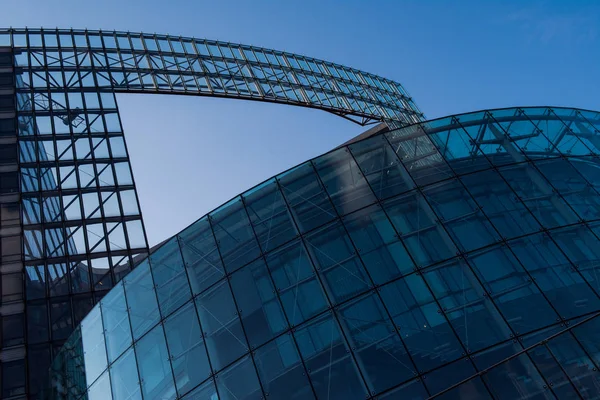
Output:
[0, 28, 599, 400]
[46, 106, 600, 400]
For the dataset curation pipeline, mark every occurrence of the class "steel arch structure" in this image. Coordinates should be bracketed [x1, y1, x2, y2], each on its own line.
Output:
[5, 28, 423, 126]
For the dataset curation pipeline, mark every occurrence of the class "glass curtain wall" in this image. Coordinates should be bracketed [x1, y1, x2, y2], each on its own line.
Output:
[46, 107, 600, 400]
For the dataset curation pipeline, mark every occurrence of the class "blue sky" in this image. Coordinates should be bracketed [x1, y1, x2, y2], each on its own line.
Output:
[3, 1, 600, 245]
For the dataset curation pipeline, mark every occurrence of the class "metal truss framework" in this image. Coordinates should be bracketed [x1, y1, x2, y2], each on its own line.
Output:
[3, 28, 424, 127]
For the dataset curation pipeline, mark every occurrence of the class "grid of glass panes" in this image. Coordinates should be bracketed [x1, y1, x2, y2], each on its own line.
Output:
[1, 28, 423, 126]
[13, 39, 149, 398]
[46, 107, 600, 400]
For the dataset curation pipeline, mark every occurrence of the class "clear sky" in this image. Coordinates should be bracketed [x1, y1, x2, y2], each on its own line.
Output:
[3, 1, 600, 245]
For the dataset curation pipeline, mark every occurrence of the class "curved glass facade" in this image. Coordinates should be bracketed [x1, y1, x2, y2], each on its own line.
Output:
[46, 106, 600, 399]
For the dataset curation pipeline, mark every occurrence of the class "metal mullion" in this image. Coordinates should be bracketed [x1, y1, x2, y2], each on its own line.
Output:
[267, 177, 338, 400]
[190, 41, 215, 94]
[203, 214, 266, 400]
[303, 158, 397, 396]
[376, 134, 520, 394]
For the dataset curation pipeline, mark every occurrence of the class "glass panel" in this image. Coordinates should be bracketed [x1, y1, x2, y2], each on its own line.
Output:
[181, 378, 218, 400]
[482, 353, 553, 399]
[150, 237, 191, 317]
[216, 356, 263, 400]
[278, 162, 337, 233]
[210, 197, 261, 272]
[313, 148, 376, 214]
[110, 348, 141, 400]
[423, 179, 499, 252]
[123, 259, 160, 340]
[136, 324, 176, 400]
[196, 280, 248, 371]
[510, 233, 600, 319]
[164, 302, 210, 396]
[343, 204, 414, 285]
[294, 313, 368, 399]
[88, 370, 112, 400]
[379, 274, 463, 372]
[254, 334, 315, 400]
[265, 241, 328, 326]
[499, 162, 579, 228]
[178, 217, 225, 295]
[385, 124, 454, 187]
[230, 258, 287, 348]
[422, 258, 510, 353]
[80, 306, 107, 386]
[338, 292, 415, 393]
[467, 246, 559, 335]
[349, 134, 415, 200]
[535, 157, 600, 221]
[244, 179, 297, 253]
[305, 220, 371, 304]
[423, 357, 478, 397]
[383, 191, 457, 267]
[460, 169, 540, 239]
[101, 282, 132, 363]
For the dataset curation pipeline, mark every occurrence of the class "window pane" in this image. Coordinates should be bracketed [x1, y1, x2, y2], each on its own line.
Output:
[211, 198, 261, 272]
[178, 217, 225, 295]
[254, 335, 314, 399]
[195, 280, 248, 371]
[164, 303, 210, 396]
[101, 282, 131, 363]
[379, 274, 463, 372]
[81, 306, 107, 385]
[265, 241, 328, 326]
[343, 204, 414, 284]
[216, 356, 263, 400]
[123, 259, 160, 340]
[136, 324, 176, 400]
[110, 348, 141, 400]
[150, 237, 191, 317]
[294, 313, 368, 399]
[349, 134, 415, 200]
[230, 258, 287, 348]
[88, 370, 112, 400]
[278, 162, 337, 233]
[313, 148, 376, 214]
[338, 292, 415, 393]
[305, 221, 371, 304]
[244, 179, 297, 253]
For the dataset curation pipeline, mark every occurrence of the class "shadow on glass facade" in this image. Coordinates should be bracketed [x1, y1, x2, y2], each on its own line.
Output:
[45, 107, 600, 399]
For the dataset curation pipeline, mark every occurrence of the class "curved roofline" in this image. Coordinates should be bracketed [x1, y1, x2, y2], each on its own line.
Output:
[6, 27, 424, 126]
[141, 104, 598, 260]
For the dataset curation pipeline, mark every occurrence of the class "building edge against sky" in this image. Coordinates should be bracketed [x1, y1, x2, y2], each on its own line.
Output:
[46, 106, 600, 400]
[0, 27, 599, 400]
[0, 27, 425, 400]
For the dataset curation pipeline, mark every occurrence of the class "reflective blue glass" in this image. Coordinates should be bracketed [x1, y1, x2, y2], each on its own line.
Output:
[230, 258, 287, 348]
[254, 334, 315, 399]
[178, 216, 225, 295]
[150, 237, 191, 317]
[80, 306, 107, 386]
[210, 197, 261, 273]
[88, 370, 112, 400]
[343, 204, 414, 284]
[278, 162, 337, 233]
[265, 241, 327, 326]
[164, 302, 211, 395]
[123, 259, 160, 340]
[195, 280, 248, 371]
[101, 282, 132, 363]
[294, 313, 368, 399]
[380, 273, 463, 372]
[305, 220, 371, 304]
[136, 324, 176, 400]
[110, 348, 141, 400]
[337, 291, 415, 393]
[216, 355, 263, 400]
